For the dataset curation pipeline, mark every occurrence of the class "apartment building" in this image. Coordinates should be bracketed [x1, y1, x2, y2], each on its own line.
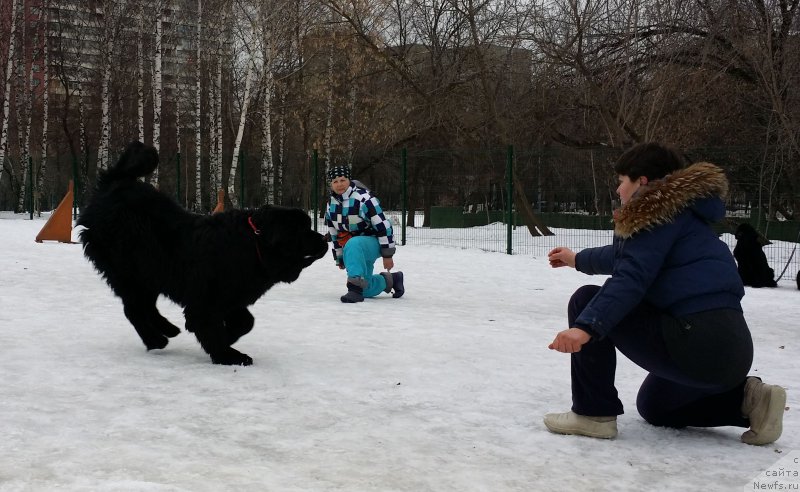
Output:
[1, 0, 199, 107]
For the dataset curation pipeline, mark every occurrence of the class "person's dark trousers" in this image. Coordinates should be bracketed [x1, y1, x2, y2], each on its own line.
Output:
[568, 284, 751, 428]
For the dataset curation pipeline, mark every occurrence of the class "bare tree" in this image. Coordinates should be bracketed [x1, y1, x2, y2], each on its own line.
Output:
[150, 0, 166, 184]
[16, 0, 33, 211]
[0, 0, 20, 191]
[50, 1, 87, 179]
[96, 0, 136, 170]
[193, 0, 203, 210]
[137, 1, 146, 143]
[37, 2, 51, 214]
[255, 0, 279, 204]
[207, 1, 230, 205]
[227, 60, 253, 206]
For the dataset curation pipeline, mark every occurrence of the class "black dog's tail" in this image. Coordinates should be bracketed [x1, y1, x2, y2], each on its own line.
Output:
[100, 141, 159, 185]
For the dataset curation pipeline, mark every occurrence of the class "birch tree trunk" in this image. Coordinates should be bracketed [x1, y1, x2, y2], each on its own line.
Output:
[227, 62, 253, 207]
[260, 11, 274, 205]
[137, 4, 145, 143]
[14, 9, 25, 161]
[175, 69, 183, 206]
[347, 84, 355, 163]
[97, 5, 116, 171]
[151, 3, 164, 185]
[18, 40, 35, 213]
[194, 0, 203, 211]
[213, 29, 224, 202]
[323, 12, 335, 170]
[97, 63, 111, 170]
[0, 0, 19, 188]
[206, 5, 226, 206]
[276, 85, 285, 205]
[293, 0, 307, 209]
[214, 61, 222, 196]
[208, 78, 217, 204]
[261, 73, 274, 204]
[37, 11, 50, 215]
[78, 81, 88, 196]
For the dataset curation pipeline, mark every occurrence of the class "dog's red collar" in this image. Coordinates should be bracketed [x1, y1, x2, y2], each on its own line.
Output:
[248, 216, 261, 235]
[248, 216, 265, 266]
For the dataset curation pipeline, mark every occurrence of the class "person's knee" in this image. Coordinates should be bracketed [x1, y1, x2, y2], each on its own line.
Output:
[636, 396, 664, 426]
[346, 236, 372, 248]
[344, 236, 379, 258]
[572, 284, 601, 300]
[568, 285, 601, 320]
[636, 390, 680, 427]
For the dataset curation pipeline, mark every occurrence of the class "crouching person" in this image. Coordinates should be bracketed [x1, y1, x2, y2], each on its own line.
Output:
[544, 142, 786, 445]
[325, 165, 404, 303]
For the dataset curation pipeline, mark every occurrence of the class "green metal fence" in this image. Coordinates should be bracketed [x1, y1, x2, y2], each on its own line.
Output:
[316, 146, 800, 283]
[2, 145, 798, 281]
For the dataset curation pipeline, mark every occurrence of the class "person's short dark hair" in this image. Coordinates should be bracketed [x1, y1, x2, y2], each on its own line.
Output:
[614, 142, 686, 181]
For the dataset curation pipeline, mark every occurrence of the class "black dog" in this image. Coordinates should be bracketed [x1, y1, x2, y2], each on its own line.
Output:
[78, 141, 328, 365]
[733, 223, 777, 288]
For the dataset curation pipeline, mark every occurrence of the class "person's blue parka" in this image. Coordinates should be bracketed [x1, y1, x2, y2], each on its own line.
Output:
[573, 162, 744, 338]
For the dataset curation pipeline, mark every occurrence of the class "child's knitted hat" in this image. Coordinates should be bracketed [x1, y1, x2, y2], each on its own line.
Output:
[328, 165, 351, 182]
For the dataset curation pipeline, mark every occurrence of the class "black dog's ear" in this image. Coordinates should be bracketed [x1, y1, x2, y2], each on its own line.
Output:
[249, 205, 274, 226]
[734, 223, 745, 240]
[248, 205, 278, 239]
[116, 141, 159, 177]
[250, 206, 317, 252]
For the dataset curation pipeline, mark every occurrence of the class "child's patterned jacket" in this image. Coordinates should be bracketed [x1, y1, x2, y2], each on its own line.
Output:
[324, 183, 395, 265]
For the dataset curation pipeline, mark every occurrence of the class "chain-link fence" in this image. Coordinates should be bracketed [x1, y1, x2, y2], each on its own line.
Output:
[324, 146, 799, 283]
[3, 145, 798, 282]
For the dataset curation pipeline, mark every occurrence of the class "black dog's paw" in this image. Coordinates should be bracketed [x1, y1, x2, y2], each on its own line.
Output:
[210, 348, 253, 366]
[156, 319, 181, 338]
[224, 309, 254, 345]
[144, 335, 169, 351]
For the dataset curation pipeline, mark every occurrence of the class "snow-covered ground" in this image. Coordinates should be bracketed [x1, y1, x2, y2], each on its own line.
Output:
[1, 211, 797, 491]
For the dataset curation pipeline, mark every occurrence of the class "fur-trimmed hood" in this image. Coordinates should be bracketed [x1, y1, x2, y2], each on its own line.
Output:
[614, 162, 729, 238]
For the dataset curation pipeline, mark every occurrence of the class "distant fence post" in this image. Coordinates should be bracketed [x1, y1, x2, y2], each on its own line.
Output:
[401, 147, 407, 246]
[506, 145, 513, 255]
[175, 152, 181, 205]
[27, 156, 33, 219]
[238, 152, 245, 207]
[72, 156, 79, 219]
[312, 149, 319, 232]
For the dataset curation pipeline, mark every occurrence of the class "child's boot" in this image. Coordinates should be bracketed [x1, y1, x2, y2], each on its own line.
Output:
[380, 271, 405, 299]
[340, 283, 364, 303]
[391, 271, 404, 298]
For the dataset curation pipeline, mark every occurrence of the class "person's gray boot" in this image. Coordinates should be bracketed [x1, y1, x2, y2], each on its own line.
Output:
[543, 411, 617, 439]
[741, 377, 786, 445]
[391, 271, 404, 298]
[340, 283, 364, 303]
[380, 271, 404, 298]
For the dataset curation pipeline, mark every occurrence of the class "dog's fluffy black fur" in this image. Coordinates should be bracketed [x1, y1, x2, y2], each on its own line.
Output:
[78, 141, 328, 365]
[733, 223, 777, 288]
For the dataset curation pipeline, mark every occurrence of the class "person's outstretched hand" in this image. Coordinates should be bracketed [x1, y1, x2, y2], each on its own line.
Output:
[548, 247, 576, 268]
[383, 257, 394, 271]
[548, 328, 591, 353]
